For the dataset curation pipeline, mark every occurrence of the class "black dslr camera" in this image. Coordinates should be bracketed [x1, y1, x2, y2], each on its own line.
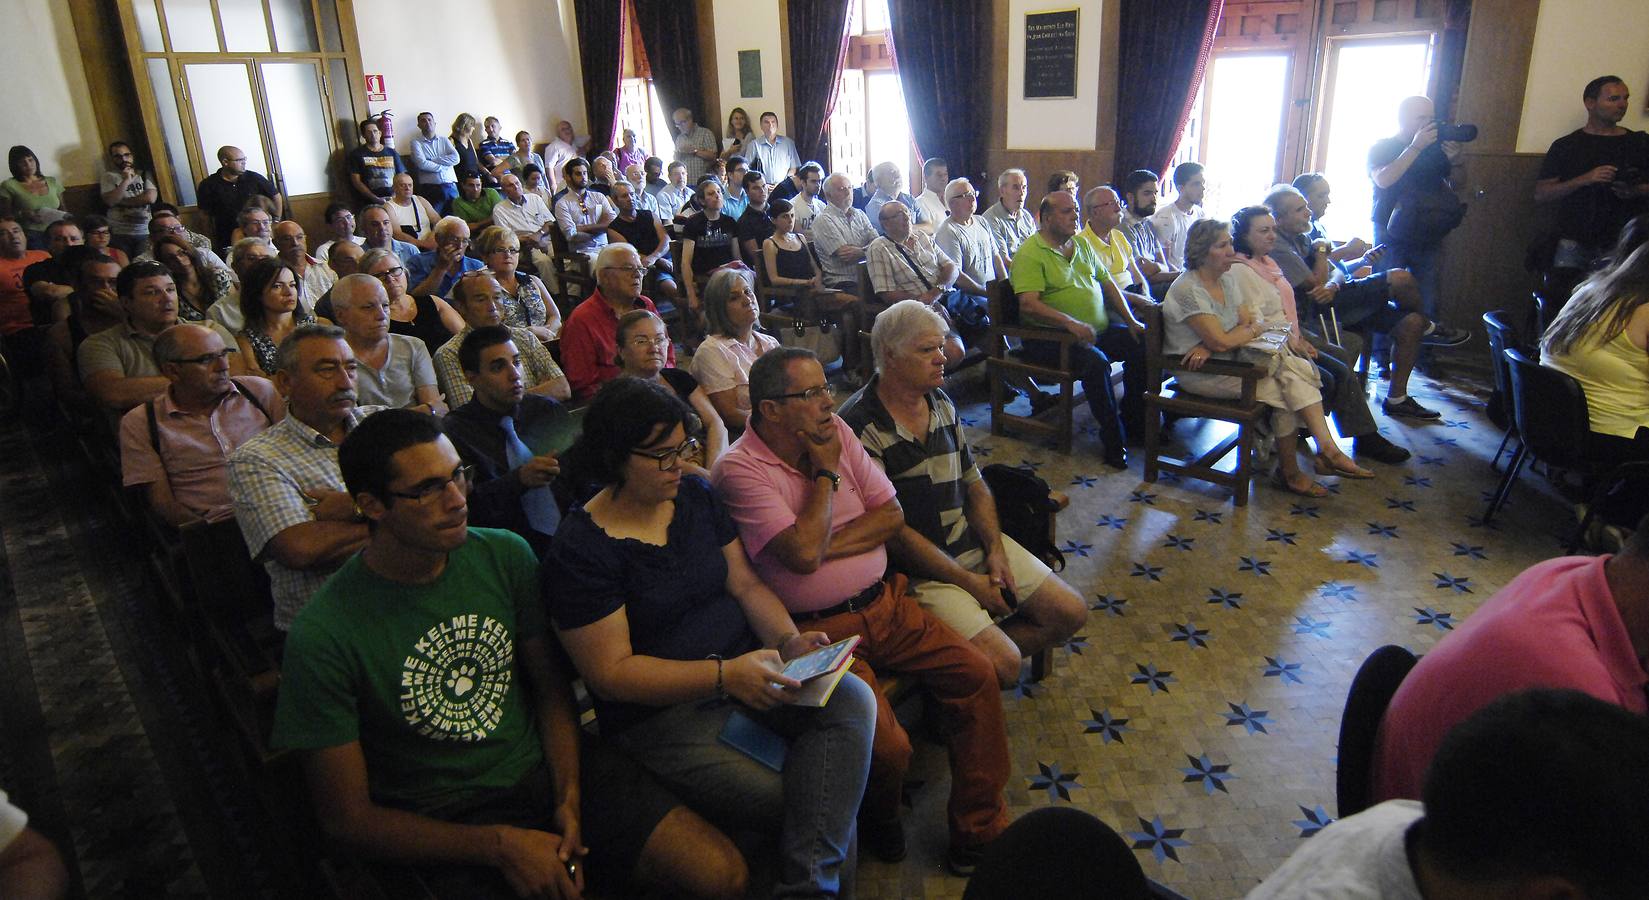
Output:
[1433, 121, 1478, 143]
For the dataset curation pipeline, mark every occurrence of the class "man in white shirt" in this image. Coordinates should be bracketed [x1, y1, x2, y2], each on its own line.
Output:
[867, 201, 967, 361]
[273, 220, 336, 304]
[492, 172, 558, 274]
[409, 111, 460, 208]
[654, 161, 694, 227]
[745, 111, 802, 184]
[1148, 162, 1207, 270]
[1248, 689, 1649, 900]
[913, 157, 949, 232]
[810, 172, 879, 292]
[552, 158, 617, 260]
[789, 163, 827, 236]
[978, 168, 1036, 259]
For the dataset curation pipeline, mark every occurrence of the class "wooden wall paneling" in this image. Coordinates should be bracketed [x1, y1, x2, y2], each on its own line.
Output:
[696, 0, 720, 135]
[1094, 0, 1120, 183]
[778, 0, 795, 139]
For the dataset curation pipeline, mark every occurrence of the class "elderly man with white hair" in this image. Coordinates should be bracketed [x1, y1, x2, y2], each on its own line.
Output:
[934, 178, 1007, 302]
[979, 168, 1036, 258]
[867, 200, 971, 363]
[405, 216, 483, 299]
[490, 172, 558, 274]
[810, 172, 881, 294]
[864, 161, 924, 235]
[839, 299, 1088, 688]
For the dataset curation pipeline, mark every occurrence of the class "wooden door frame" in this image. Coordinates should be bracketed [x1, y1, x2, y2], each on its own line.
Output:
[1307, 31, 1438, 174]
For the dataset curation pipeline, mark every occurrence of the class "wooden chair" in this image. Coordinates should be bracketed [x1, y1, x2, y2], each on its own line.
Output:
[179, 518, 286, 765]
[546, 225, 596, 314]
[1139, 303, 1267, 506]
[984, 279, 1087, 454]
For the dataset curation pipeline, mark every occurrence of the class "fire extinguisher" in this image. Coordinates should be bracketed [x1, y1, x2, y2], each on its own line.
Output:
[378, 109, 394, 143]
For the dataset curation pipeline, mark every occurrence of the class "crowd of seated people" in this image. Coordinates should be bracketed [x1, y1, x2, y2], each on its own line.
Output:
[17, 78, 1649, 897]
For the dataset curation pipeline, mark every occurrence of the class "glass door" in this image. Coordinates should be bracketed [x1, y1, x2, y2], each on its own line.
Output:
[1311, 37, 1434, 241]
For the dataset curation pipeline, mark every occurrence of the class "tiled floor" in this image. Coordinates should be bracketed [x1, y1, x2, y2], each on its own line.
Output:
[0, 361, 1588, 899]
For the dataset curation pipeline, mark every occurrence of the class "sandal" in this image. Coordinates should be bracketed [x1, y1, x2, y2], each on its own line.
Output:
[1313, 453, 1375, 479]
[1274, 471, 1330, 498]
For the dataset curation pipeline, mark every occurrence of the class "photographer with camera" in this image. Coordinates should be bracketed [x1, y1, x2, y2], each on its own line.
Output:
[1534, 76, 1649, 290]
[1368, 96, 1470, 324]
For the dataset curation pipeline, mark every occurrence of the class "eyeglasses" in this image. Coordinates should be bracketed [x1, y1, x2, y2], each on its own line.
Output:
[630, 437, 701, 471]
[372, 266, 406, 281]
[601, 265, 648, 276]
[627, 334, 670, 348]
[387, 464, 475, 503]
[770, 385, 831, 403]
[169, 349, 234, 366]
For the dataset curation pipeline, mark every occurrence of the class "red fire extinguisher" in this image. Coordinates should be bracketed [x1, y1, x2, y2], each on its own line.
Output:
[378, 109, 394, 143]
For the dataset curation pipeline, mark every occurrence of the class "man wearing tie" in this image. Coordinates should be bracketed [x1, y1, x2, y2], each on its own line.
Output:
[442, 325, 563, 557]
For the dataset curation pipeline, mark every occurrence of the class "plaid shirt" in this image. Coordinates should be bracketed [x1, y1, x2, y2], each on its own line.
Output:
[811, 203, 879, 285]
[433, 326, 564, 407]
[227, 405, 388, 630]
[866, 230, 954, 296]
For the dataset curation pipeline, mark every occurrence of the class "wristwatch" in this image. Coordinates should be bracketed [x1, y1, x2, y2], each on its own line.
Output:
[813, 468, 841, 491]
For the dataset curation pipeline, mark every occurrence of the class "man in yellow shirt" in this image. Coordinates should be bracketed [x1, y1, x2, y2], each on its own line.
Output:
[1077, 186, 1157, 313]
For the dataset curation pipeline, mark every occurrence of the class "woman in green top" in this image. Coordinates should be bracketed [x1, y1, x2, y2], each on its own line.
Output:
[2, 147, 66, 248]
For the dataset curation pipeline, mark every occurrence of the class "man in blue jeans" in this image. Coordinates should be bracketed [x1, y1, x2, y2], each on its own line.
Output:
[1010, 190, 1146, 469]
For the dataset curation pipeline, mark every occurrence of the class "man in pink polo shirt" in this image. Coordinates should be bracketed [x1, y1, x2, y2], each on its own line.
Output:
[119, 323, 284, 526]
[711, 346, 1009, 876]
[1371, 518, 1649, 802]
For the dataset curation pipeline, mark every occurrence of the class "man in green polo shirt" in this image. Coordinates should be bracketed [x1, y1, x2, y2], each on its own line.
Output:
[449, 170, 504, 232]
[1010, 190, 1148, 469]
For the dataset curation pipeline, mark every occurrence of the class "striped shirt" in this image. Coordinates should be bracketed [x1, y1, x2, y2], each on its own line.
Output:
[227, 405, 388, 629]
[838, 377, 982, 559]
[433, 325, 564, 407]
[1122, 210, 1173, 271]
[866, 230, 953, 297]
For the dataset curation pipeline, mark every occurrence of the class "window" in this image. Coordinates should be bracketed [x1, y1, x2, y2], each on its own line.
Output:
[1174, 53, 1293, 219]
[614, 0, 673, 164]
[1312, 38, 1435, 240]
[116, 0, 360, 210]
[828, 0, 916, 188]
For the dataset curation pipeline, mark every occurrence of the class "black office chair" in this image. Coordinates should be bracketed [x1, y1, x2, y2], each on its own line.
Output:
[1480, 310, 1522, 472]
[1335, 644, 1419, 818]
[1486, 349, 1649, 549]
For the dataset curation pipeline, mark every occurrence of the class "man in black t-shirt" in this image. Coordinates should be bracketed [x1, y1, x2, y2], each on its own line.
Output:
[605, 181, 678, 300]
[195, 146, 281, 252]
[1535, 75, 1649, 270]
[736, 173, 773, 267]
[346, 117, 405, 204]
[1368, 96, 1461, 323]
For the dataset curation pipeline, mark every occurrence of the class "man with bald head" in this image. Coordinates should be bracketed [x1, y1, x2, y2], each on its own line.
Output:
[811, 172, 881, 293]
[331, 273, 444, 415]
[120, 323, 284, 526]
[433, 272, 569, 406]
[1078, 186, 1153, 304]
[405, 216, 483, 299]
[274, 219, 336, 303]
[867, 200, 969, 362]
[1369, 95, 1464, 322]
[195, 145, 281, 251]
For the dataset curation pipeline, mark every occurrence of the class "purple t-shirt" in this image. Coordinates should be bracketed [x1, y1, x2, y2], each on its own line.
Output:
[1372, 555, 1649, 802]
[712, 416, 898, 613]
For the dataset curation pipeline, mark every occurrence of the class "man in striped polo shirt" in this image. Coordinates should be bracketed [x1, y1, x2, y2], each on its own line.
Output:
[839, 300, 1087, 689]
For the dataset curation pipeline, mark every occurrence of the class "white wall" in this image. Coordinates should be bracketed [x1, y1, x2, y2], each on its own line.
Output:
[710, 0, 789, 131]
[355, 0, 586, 153]
[1005, 0, 1102, 150]
[0, 0, 103, 185]
[1516, 0, 1649, 153]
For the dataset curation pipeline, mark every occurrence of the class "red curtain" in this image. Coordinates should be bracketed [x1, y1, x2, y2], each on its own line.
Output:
[887, 0, 986, 185]
[573, 0, 627, 153]
[785, 0, 854, 165]
[1113, 0, 1224, 184]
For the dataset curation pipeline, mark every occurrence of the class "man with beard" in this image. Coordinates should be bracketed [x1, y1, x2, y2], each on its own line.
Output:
[1118, 169, 1181, 297]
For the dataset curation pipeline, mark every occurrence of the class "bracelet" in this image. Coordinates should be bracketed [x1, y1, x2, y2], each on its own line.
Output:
[708, 654, 725, 699]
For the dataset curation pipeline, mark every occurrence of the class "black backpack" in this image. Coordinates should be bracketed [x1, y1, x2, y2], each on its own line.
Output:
[981, 463, 1065, 572]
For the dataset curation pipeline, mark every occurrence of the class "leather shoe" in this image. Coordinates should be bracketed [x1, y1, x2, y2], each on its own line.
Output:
[1353, 433, 1412, 464]
[860, 817, 907, 863]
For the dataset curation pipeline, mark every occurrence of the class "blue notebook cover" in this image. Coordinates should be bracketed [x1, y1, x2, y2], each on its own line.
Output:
[718, 709, 787, 772]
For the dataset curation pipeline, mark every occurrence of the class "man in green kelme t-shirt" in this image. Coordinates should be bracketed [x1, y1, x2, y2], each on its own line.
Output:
[272, 410, 746, 899]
